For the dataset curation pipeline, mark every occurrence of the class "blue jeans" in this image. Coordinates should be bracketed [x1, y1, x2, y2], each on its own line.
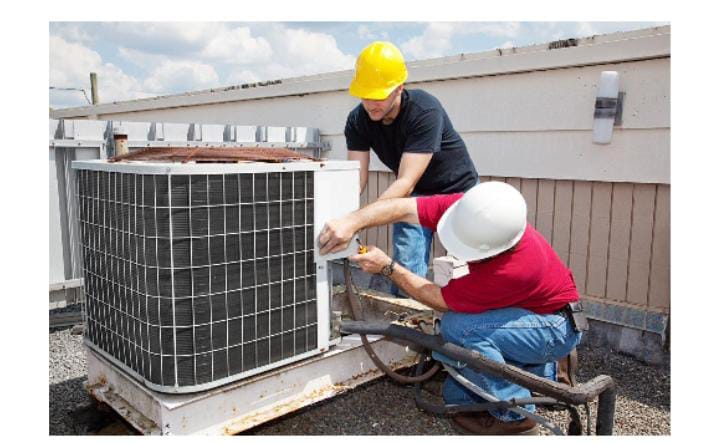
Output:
[440, 307, 583, 422]
[389, 221, 433, 296]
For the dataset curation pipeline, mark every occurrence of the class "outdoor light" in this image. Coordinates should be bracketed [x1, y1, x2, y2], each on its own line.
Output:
[592, 71, 623, 145]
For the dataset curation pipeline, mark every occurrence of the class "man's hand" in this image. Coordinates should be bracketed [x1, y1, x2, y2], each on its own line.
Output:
[318, 217, 357, 255]
[349, 245, 391, 274]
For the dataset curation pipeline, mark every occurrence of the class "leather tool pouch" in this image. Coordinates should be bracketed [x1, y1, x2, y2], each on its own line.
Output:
[566, 301, 590, 333]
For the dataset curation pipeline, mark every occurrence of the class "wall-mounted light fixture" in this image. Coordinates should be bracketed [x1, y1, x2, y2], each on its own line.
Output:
[593, 71, 624, 145]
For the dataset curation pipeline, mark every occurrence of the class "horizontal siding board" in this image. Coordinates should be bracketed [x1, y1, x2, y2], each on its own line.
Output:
[461, 129, 670, 184]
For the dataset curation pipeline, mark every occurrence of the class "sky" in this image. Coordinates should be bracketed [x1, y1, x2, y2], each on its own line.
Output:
[49, 21, 667, 109]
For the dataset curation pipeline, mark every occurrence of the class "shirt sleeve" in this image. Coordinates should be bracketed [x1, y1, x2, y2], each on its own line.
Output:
[403, 108, 443, 153]
[344, 109, 370, 152]
[416, 193, 463, 231]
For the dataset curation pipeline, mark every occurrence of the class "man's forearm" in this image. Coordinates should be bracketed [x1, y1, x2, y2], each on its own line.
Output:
[377, 177, 415, 200]
[349, 197, 418, 232]
[388, 264, 448, 312]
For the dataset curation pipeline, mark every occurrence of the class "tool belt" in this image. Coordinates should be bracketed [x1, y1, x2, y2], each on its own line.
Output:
[560, 301, 590, 333]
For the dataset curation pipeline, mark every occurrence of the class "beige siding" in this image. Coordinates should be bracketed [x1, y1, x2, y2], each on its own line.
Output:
[648, 185, 670, 310]
[586, 182, 612, 298]
[520, 179, 539, 228]
[626, 184, 656, 306]
[606, 183, 634, 303]
[552, 181, 573, 265]
[569, 181, 593, 294]
[536, 180, 556, 243]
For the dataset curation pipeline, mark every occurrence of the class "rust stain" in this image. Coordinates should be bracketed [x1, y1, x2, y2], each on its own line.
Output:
[221, 357, 418, 435]
[109, 147, 318, 163]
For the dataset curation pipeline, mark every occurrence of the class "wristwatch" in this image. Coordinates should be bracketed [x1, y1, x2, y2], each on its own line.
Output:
[380, 259, 396, 277]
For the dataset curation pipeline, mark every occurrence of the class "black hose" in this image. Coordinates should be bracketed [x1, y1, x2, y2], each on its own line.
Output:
[342, 260, 440, 384]
[341, 320, 617, 407]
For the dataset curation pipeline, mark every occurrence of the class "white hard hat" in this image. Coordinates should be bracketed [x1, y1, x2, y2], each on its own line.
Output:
[437, 181, 527, 262]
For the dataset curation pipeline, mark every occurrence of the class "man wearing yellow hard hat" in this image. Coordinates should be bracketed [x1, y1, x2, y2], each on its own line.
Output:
[345, 41, 479, 296]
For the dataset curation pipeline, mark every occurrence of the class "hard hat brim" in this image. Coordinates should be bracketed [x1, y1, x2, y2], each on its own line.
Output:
[348, 80, 400, 100]
[437, 198, 527, 263]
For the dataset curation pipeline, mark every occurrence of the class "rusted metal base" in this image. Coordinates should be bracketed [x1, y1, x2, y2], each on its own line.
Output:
[86, 334, 418, 435]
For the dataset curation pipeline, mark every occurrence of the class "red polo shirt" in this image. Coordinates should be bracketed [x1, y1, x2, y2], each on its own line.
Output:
[416, 193, 579, 314]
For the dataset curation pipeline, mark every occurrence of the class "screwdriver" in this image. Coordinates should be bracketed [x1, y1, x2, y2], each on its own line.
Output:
[356, 238, 368, 254]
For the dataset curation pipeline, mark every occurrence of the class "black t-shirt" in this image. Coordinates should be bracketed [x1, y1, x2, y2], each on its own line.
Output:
[345, 89, 478, 195]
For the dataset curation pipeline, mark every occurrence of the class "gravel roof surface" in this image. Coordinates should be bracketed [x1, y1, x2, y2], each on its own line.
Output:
[50, 324, 670, 436]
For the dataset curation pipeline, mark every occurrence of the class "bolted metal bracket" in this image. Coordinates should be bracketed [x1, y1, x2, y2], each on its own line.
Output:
[594, 91, 625, 126]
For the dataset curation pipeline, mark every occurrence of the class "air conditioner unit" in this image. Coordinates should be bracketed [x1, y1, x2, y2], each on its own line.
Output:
[72, 159, 358, 393]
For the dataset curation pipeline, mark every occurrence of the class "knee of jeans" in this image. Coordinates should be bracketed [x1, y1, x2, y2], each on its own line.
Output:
[439, 313, 466, 344]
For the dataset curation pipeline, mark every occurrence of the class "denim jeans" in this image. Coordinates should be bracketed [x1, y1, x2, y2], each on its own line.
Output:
[440, 307, 583, 422]
[367, 220, 433, 296]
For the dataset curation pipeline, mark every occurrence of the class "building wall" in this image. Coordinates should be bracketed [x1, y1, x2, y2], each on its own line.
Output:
[50, 27, 670, 340]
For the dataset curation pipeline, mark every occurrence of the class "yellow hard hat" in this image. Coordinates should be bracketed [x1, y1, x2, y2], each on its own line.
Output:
[349, 41, 408, 100]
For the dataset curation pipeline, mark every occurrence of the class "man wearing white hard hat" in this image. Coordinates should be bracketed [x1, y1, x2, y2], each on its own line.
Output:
[319, 181, 585, 435]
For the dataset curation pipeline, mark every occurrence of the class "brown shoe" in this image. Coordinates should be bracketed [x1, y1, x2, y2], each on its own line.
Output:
[556, 348, 578, 386]
[449, 412, 539, 435]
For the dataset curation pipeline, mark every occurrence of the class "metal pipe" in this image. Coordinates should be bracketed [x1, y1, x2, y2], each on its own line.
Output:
[90, 72, 99, 105]
[341, 320, 617, 406]
[596, 383, 617, 435]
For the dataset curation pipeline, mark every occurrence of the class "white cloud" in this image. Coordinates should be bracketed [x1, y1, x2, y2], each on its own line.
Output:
[49, 35, 147, 107]
[51, 23, 360, 107]
[143, 60, 220, 93]
[575, 22, 598, 38]
[401, 22, 456, 60]
[454, 22, 522, 38]
[201, 26, 273, 63]
[50, 23, 92, 44]
[254, 26, 354, 78]
[400, 22, 525, 60]
[281, 28, 355, 72]
[357, 24, 381, 41]
[105, 22, 219, 52]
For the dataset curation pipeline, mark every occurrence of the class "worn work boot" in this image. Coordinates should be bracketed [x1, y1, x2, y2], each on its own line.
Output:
[556, 348, 578, 386]
[449, 412, 539, 435]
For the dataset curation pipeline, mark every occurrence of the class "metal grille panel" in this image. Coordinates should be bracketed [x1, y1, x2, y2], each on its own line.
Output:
[77, 168, 318, 391]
